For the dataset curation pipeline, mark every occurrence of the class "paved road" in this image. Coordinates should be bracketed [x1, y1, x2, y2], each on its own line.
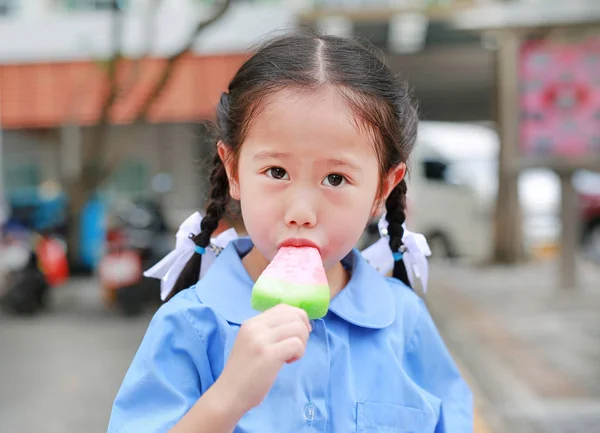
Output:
[0, 278, 154, 433]
[427, 257, 600, 433]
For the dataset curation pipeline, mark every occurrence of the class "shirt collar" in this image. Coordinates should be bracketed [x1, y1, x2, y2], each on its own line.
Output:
[195, 238, 396, 329]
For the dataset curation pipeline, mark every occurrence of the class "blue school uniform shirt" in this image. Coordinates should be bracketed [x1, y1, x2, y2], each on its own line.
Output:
[108, 238, 472, 433]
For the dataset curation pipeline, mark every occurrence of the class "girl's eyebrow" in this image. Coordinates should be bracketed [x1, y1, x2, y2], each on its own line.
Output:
[322, 158, 362, 172]
[252, 151, 291, 161]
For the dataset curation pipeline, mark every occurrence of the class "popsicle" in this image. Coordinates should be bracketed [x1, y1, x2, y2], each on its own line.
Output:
[251, 246, 330, 319]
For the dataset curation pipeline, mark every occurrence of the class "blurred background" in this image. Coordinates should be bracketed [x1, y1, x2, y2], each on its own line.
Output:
[0, 0, 599, 432]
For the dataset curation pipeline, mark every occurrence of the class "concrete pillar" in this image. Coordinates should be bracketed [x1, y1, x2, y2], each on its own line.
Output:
[493, 29, 525, 263]
[559, 171, 580, 289]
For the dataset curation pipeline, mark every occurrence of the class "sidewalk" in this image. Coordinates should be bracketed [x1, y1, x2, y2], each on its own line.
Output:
[426, 257, 600, 433]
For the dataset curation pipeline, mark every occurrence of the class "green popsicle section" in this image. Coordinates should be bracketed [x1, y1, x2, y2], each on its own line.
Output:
[251, 246, 330, 319]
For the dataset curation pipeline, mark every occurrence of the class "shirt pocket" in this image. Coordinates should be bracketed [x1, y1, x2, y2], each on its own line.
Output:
[356, 402, 437, 433]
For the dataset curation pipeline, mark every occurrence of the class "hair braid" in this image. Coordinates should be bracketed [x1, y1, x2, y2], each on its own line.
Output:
[196, 153, 230, 246]
[164, 152, 230, 302]
[385, 179, 411, 287]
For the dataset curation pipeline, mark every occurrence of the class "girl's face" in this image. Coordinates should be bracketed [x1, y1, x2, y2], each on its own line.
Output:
[220, 87, 405, 270]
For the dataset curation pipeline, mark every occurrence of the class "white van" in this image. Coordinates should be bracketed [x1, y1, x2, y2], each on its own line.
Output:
[360, 121, 562, 263]
[405, 121, 498, 261]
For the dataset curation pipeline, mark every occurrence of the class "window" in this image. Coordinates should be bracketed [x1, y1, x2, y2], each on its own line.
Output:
[5, 163, 41, 194]
[197, 0, 279, 4]
[423, 159, 449, 182]
[424, 20, 480, 47]
[63, 0, 128, 11]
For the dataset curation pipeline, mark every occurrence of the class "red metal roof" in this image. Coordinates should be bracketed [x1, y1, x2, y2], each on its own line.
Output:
[0, 53, 249, 129]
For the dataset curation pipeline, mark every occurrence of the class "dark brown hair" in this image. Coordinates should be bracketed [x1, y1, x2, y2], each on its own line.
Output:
[165, 32, 418, 301]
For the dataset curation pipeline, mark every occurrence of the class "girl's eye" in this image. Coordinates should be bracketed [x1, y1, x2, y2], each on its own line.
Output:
[323, 173, 346, 187]
[266, 167, 289, 180]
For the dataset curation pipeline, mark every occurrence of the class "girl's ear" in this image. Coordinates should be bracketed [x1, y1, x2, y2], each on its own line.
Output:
[217, 142, 240, 200]
[371, 162, 407, 217]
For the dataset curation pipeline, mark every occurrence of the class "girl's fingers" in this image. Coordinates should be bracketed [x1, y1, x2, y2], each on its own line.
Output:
[270, 320, 310, 345]
[271, 337, 306, 364]
[260, 304, 311, 333]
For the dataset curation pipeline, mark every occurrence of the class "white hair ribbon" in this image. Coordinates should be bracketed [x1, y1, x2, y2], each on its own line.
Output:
[144, 212, 238, 300]
[361, 213, 431, 292]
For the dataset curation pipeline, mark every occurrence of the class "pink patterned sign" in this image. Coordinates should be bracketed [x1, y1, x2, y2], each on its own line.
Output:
[519, 36, 600, 158]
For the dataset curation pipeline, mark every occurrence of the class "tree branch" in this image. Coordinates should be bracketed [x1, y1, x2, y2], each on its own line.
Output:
[134, 0, 232, 122]
[95, 0, 233, 187]
[80, 0, 125, 187]
[119, 0, 163, 98]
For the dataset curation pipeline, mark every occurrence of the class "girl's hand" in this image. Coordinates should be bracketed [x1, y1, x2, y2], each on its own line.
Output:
[210, 303, 311, 418]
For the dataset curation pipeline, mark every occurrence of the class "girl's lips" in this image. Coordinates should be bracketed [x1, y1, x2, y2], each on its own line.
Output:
[277, 238, 321, 253]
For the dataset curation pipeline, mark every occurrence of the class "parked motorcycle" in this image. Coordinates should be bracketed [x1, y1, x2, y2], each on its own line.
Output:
[0, 225, 68, 315]
[98, 199, 171, 316]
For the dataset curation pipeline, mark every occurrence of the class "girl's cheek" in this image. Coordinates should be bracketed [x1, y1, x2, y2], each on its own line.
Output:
[322, 188, 355, 208]
[325, 190, 376, 218]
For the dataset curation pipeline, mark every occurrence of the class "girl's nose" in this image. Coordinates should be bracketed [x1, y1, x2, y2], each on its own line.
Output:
[284, 193, 317, 228]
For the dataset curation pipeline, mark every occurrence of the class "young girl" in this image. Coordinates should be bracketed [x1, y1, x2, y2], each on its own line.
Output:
[108, 33, 472, 433]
